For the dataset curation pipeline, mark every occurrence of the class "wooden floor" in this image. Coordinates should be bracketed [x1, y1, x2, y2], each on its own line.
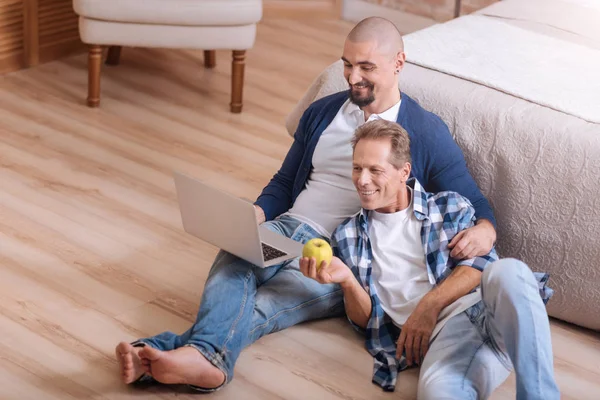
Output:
[1, 16, 600, 400]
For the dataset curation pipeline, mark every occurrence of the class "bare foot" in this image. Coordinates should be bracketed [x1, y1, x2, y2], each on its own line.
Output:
[138, 346, 225, 389]
[115, 342, 145, 384]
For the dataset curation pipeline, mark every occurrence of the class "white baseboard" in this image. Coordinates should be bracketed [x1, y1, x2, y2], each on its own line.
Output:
[342, 0, 436, 34]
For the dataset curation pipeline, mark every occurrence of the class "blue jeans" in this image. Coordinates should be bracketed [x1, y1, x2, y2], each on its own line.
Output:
[417, 259, 560, 400]
[137, 215, 345, 391]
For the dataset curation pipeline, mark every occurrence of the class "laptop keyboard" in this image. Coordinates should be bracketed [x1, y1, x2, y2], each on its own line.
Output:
[261, 243, 287, 262]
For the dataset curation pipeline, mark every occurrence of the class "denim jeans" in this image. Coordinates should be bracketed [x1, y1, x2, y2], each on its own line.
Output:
[417, 259, 560, 400]
[136, 215, 345, 391]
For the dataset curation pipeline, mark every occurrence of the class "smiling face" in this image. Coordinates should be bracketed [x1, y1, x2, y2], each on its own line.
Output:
[352, 137, 411, 213]
[342, 39, 403, 110]
[341, 17, 406, 113]
[350, 119, 412, 213]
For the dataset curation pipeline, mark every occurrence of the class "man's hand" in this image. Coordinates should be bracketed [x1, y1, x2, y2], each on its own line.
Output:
[396, 296, 440, 366]
[302, 256, 372, 328]
[448, 219, 496, 260]
[299, 256, 353, 286]
[396, 266, 481, 365]
[253, 205, 266, 224]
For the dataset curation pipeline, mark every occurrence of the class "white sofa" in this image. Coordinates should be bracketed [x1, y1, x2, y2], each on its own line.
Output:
[73, 0, 263, 112]
[286, 0, 600, 331]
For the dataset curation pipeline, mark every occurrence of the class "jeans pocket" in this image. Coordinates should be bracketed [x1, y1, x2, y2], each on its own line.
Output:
[290, 224, 325, 244]
[466, 300, 485, 326]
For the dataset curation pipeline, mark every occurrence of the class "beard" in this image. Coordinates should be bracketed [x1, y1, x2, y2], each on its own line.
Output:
[348, 80, 375, 107]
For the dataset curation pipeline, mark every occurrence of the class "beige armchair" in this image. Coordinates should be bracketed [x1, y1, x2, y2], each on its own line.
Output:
[73, 0, 262, 113]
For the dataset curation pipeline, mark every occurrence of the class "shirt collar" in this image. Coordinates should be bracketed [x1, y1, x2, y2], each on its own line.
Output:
[407, 178, 428, 220]
[357, 177, 428, 228]
[345, 96, 402, 124]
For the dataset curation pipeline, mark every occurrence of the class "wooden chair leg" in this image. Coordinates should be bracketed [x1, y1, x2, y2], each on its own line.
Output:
[106, 46, 122, 66]
[230, 50, 246, 113]
[204, 50, 216, 68]
[87, 44, 102, 107]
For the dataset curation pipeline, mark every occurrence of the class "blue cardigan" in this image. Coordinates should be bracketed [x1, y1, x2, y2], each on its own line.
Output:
[255, 91, 496, 228]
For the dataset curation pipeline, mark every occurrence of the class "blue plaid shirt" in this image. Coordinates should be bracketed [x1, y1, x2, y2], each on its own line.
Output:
[330, 178, 553, 392]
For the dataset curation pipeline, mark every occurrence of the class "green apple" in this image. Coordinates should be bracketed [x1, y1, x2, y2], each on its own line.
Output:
[302, 238, 333, 270]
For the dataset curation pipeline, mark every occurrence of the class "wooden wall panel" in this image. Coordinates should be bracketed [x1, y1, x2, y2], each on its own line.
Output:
[0, 0, 25, 74]
[0, 0, 83, 74]
[37, 0, 83, 64]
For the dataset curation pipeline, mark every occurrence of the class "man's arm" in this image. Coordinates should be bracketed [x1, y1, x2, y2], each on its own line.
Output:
[423, 124, 497, 258]
[448, 218, 496, 259]
[449, 194, 499, 269]
[253, 205, 266, 224]
[341, 278, 372, 329]
[396, 266, 481, 366]
[424, 126, 495, 226]
[300, 256, 372, 329]
[254, 110, 311, 221]
[423, 266, 482, 312]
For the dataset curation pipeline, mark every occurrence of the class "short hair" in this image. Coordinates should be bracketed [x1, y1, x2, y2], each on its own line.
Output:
[351, 119, 411, 169]
[347, 17, 404, 54]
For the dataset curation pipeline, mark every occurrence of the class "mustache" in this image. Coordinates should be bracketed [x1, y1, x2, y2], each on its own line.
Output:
[349, 80, 374, 89]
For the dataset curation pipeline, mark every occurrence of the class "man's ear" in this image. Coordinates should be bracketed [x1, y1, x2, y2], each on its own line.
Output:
[401, 161, 411, 181]
[395, 52, 406, 71]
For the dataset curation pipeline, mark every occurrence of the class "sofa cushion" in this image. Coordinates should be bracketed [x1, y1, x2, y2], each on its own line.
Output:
[78, 19, 257, 49]
[73, 0, 262, 26]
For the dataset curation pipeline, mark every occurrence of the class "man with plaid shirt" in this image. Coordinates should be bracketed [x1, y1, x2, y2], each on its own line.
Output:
[300, 119, 559, 399]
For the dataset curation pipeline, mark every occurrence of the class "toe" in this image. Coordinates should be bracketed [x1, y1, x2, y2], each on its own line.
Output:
[116, 342, 134, 356]
[139, 346, 161, 361]
[115, 341, 146, 384]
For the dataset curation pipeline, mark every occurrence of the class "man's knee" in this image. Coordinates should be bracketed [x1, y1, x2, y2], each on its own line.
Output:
[482, 258, 536, 295]
[417, 379, 476, 400]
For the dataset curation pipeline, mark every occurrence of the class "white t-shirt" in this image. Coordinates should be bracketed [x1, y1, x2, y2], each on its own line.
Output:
[369, 187, 433, 327]
[285, 98, 401, 237]
[368, 188, 481, 338]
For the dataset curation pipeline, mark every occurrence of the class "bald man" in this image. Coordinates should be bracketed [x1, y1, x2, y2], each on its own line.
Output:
[113, 17, 497, 393]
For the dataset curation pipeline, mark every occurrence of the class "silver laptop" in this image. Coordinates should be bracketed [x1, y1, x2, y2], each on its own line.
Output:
[173, 171, 303, 267]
